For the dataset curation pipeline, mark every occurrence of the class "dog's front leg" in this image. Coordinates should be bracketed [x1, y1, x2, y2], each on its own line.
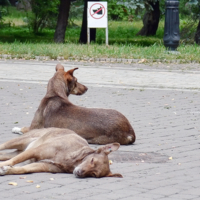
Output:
[29, 98, 48, 130]
[0, 162, 63, 175]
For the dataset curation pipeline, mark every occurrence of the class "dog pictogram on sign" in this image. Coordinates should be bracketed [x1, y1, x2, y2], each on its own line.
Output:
[89, 3, 105, 19]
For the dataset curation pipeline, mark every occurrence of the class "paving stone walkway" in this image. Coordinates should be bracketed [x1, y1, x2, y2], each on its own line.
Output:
[0, 60, 199, 200]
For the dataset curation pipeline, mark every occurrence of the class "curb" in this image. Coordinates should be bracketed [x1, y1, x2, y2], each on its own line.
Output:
[0, 54, 199, 64]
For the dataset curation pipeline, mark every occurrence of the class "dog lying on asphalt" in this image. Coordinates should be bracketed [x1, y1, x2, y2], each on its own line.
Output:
[12, 63, 136, 145]
[0, 128, 122, 178]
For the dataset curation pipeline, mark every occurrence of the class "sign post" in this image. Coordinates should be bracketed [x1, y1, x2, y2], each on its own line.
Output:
[87, 2, 108, 45]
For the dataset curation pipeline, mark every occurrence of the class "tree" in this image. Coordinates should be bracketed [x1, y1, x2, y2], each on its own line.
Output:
[136, 0, 160, 36]
[188, 0, 200, 44]
[118, 0, 160, 36]
[195, 20, 200, 44]
[79, 0, 99, 44]
[54, 0, 71, 43]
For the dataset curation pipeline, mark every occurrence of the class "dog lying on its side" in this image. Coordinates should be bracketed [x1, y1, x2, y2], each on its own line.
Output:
[13, 64, 136, 145]
[0, 128, 122, 178]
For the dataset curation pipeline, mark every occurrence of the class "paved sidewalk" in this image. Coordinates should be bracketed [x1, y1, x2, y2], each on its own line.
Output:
[0, 60, 199, 200]
[0, 60, 200, 90]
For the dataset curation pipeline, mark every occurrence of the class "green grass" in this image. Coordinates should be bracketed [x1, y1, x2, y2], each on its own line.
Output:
[1, 41, 200, 62]
[0, 7, 200, 62]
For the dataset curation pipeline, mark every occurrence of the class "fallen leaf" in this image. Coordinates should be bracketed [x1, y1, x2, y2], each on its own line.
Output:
[169, 157, 173, 160]
[138, 59, 147, 64]
[19, 176, 26, 179]
[36, 185, 40, 188]
[50, 178, 54, 181]
[9, 182, 18, 186]
[26, 180, 34, 183]
[109, 160, 113, 165]
[178, 163, 181, 165]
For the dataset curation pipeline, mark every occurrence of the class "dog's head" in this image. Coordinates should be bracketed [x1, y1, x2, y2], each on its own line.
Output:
[55, 63, 88, 96]
[73, 143, 123, 178]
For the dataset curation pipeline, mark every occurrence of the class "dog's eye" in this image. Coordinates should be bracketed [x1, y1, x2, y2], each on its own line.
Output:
[92, 173, 96, 177]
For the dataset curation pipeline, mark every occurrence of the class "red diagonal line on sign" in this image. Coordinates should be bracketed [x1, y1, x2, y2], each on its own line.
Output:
[91, 7, 103, 16]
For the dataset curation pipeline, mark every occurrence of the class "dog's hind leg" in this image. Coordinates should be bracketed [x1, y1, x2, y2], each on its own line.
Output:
[12, 126, 30, 134]
[0, 162, 63, 175]
[0, 136, 34, 151]
[0, 147, 40, 167]
[0, 150, 22, 161]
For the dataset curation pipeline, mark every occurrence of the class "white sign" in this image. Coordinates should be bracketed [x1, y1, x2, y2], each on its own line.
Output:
[87, 2, 107, 28]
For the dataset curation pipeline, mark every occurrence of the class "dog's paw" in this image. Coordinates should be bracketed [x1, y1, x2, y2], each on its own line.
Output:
[12, 127, 23, 135]
[0, 166, 10, 176]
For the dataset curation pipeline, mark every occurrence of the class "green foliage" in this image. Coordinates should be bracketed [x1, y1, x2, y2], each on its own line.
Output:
[22, 0, 60, 34]
[116, 0, 164, 19]
[108, 0, 129, 20]
[179, 0, 200, 40]
[0, 0, 10, 25]
[188, 0, 200, 20]
[68, 0, 84, 27]
[179, 0, 200, 20]
[179, 0, 191, 17]
[117, 0, 145, 11]
[117, 0, 160, 11]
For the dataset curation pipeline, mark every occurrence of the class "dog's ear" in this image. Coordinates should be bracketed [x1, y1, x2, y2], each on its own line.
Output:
[106, 172, 123, 178]
[66, 68, 78, 76]
[96, 143, 120, 155]
[55, 63, 64, 71]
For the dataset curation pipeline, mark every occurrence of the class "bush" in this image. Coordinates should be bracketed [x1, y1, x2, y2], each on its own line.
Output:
[179, 0, 200, 40]
[108, 0, 129, 20]
[0, 0, 10, 25]
[22, 0, 60, 33]
[68, 0, 83, 27]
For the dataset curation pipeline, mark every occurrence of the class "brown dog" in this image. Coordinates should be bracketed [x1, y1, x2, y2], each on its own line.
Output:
[0, 128, 122, 178]
[12, 64, 136, 145]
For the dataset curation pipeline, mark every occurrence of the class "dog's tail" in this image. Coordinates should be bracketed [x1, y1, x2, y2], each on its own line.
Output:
[127, 134, 136, 144]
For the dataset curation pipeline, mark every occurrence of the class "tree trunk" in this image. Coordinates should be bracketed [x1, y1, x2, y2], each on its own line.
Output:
[194, 20, 200, 44]
[54, 0, 71, 43]
[137, 1, 160, 36]
[79, 0, 99, 44]
[9, 0, 16, 6]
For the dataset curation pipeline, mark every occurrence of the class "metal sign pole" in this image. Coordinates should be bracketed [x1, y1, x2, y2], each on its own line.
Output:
[106, 27, 108, 45]
[87, 5, 90, 45]
[87, 27, 90, 45]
